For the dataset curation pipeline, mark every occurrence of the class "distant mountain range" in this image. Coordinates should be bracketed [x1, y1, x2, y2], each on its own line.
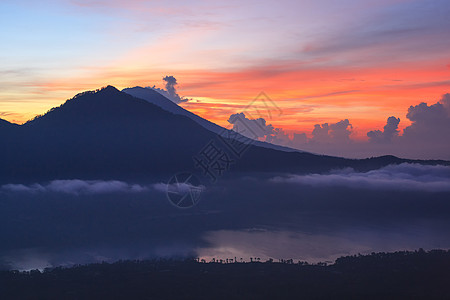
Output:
[0, 86, 447, 183]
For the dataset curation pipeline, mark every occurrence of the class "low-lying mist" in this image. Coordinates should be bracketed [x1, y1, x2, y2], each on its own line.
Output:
[1, 163, 449, 270]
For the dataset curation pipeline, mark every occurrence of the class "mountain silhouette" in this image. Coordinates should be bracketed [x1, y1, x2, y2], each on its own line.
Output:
[0, 86, 218, 182]
[0, 86, 447, 183]
[122, 86, 299, 153]
[0, 118, 17, 131]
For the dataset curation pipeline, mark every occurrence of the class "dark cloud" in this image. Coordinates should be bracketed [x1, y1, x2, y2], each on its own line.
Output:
[162, 75, 183, 103]
[266, 127, 292, 145]
[227, 112, 353, 149]
[362, 93, 450, 158]
[329, 119, 352, 143]
[292, 132, 307, 145]
[311, 123, 330, 143]
[442, 93, 450, 111]
[367, 116, 400, 144]
[228, 112, 275, 139]
[309, 119, 353, 144]
[402, 95, 450, 143]
[147, 75, 190, 104]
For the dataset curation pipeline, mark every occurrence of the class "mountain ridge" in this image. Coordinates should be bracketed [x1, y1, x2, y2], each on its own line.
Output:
[0, 86, 448, 183]
[0, 118, 17, 128]
[122, 86, 302, 154]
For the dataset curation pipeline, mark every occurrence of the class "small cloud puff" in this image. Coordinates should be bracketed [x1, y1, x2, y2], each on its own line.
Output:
[367, 116, 400, 144]
[147, 75, 190, 104]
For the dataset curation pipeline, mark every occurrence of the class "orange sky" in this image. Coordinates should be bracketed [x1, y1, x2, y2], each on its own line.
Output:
[1, 0, 450, 141]
[4, 59, 447, 141]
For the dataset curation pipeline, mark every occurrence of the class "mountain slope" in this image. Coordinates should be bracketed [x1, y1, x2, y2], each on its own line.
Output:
[1, 86, 217, 182]
[122, 86, 300, 153]
[0, 118, 17, 130]
[122, 87, 225, 134]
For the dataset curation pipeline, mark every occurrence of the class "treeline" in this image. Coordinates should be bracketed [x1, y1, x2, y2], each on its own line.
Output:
[1, 249, 450, 299]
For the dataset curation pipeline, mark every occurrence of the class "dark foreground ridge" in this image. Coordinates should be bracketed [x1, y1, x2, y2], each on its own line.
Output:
[1, 249, 449, 299]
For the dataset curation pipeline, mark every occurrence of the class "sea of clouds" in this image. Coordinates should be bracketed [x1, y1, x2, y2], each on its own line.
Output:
[271, 163, 450, 192]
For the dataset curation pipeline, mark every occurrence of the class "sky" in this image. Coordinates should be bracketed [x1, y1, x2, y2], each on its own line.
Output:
[1, 0, 450, 158]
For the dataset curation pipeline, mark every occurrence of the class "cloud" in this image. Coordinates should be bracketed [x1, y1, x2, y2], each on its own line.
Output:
[153, 182, 205, 194]
[310, 123, 330, 143]
[225, 93, 450, 159]
[147, 75, 189, 104]
[1, 168, 449, 270]
[292, 132, 307, 145]
[162, 76, 178, 99]
[0, 112, 13, 117]
[266, 127, 292, 145]
[329, 119, 353, 143]
[401, 94, 450, 143]
[2, 180, 208, 198]
[362, 93, 450, 158]
[302, 119, 354, 145]
[442, 93, 450, 111]
[310, 119, 352, 144]
[227, 112, 275, 139]
[271, 163, 450, 192]
[1, 180, 149, 195]
[367, 116, 400, 144]
[227, 112, 353, 147]
[1, 183, 45, 193]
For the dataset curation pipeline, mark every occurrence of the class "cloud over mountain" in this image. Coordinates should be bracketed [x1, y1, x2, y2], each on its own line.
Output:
[227, 112, 275, 139]
[147, 76, 189, 104]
